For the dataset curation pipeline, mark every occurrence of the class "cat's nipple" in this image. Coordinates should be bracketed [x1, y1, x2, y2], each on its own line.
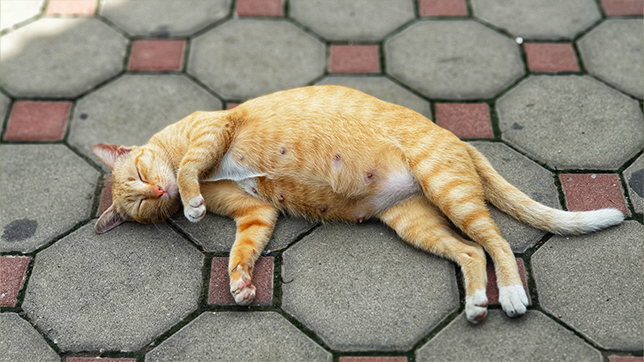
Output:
[332, 154, 342, 166]
[278, 195, 284, 202]
[319, 204, 328, 213]
[279, 147, 287, 155]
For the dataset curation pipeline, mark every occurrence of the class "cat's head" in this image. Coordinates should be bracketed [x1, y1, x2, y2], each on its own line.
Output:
[92, 143, 181, 233]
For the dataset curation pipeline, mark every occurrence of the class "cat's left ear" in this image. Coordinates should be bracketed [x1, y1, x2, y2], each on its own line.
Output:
[95, 204, 129, 233]
[92, 143, 132, 170]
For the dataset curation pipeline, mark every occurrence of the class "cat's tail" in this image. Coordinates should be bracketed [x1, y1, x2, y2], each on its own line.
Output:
[465, 144, 624, 235]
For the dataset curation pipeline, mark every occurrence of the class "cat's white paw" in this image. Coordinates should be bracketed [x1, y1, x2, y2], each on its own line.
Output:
[230, 271, 256, 306]
[465, 289, 488, 323]
[499, 284, 529, 317]
[184, 195, 206, 222]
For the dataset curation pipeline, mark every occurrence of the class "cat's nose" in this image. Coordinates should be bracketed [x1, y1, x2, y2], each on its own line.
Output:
[155, 185, 165, 198]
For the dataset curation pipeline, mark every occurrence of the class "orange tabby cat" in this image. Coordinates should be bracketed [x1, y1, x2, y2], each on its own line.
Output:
[92, 85, 624, 323]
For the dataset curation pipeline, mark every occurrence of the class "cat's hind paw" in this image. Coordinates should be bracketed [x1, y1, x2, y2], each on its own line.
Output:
[184, 195, 206, 222]
[230, 271, 256, 306]
[465, 289, 488, 324]
[499, 284, 529, 318]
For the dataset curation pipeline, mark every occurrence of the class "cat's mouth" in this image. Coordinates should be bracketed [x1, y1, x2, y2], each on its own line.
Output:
[162, 183, 179, 199]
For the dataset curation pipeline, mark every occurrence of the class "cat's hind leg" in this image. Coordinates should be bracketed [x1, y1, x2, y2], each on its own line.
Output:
[379, 195, 489, 323]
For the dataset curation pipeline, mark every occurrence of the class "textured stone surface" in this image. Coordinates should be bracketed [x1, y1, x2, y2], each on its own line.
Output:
[532, 221, 644, 350]
[0, 144, 99, 253]
[385, 20, 524, 100]
[624, 155, 643, 214]
[416, 310, 602, 361]
[282, 222, 458, 352]
[23, 222, 203, 352]
[497, 75, 644, 170]
[0, 92, 9, 124]
[0, 256, 30, 307]
[0, 313, 59, 362]
[145, 312, 332, 362]
[471, 0, 601, 40]
[0, 0, 43, 32]
[470, 141, 561, 252]
[0, 18, 127, 98]
[4, 101, 71, 141]
[101, 0, 230, 36]
[578, 19, 643, 99]
[188, 19, 325, 100]
[289, 0, 414, 41]
[560, 174, 629, 215]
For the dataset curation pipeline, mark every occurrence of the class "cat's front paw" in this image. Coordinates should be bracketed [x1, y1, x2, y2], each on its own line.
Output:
[184, 195, 206, 222]
[230, 270, 256, 306]
[465, 289, 488, 324]
[499, 284, 529, 318]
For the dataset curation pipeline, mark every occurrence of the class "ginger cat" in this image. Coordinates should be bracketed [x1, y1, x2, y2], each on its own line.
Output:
[92, 85, 624, 323]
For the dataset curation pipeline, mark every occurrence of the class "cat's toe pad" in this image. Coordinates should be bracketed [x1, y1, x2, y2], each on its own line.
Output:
[499, 284, 528, 318]
[230, 272, 256, 306]
[465, 289, 488, 324]
[184, 195, 206, 222]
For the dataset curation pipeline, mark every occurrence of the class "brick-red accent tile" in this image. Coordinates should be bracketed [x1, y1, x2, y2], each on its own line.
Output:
[227, 103, 240, 110]
[97, 174, 113, 217]
[128, 40, 185, 72]
[486, 257, 530, 305]
[0, 256, 30, 307]
[236, 0, 283, 17]
[209, 256, 273, 305]
[524, 43, 579, 73]
[4, 101, 71, 141]
[560, 174, 629, 216]
[609, 357, 644, 362]
[419, 0, 468, 16]
[340, 357, 407, 362]
[602, 0, 643, 15]
[435, 103, 493, 138]
[46, 0, 96, 16]
[67, 358, 137, 362]
[329, 45, 380, 74]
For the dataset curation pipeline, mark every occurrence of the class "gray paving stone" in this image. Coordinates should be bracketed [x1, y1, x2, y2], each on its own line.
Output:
[282, 221, 458, 352]
[0, 0, 43, 33]
[0, 313, 59, 362]
[171, 212, 317, 252]
[385, 20, 524, 100]
[101, 0, 230, 37]
[22, 222, 203, 352]
[68, 74, 222, 171]
[289, 0, 414, 41]
[578, 19, 644, 100]
[470, 142, 561, 253]
[146, 311, 332, 362]
[188, 19, 325, 100]
[0, 144, 99, 253]
[0, 18, 127, 98]
[497, 75, 644, 170]
[532, 221, 644, 350]
[624, 155, 643, 214]
[0, 92, 10, 125]
[416, 310, 602, 362]
[315, 76, 432, 119]
[471, 0, 601, 40]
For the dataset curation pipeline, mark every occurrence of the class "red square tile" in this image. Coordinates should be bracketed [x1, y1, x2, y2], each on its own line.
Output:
[4, 101, 71, 141]
[560, 174, 629, 216]
[486, 257, 530, 305]
[128, 40, 185, 72]
[46, 0, 96, 16]
[97, 174, 113, 217]
[609, 357, 644, 362]
[67, 358, 137, 362]
[435, 103, 493, 138]
[340, 357, 407, 362]
[209, 256, 273, 306]
[524, 43, 580, 73]
[602, 0, 643, 15]
[329, 45, 380, 74]
[227, 103, 240, 110]
[419, 0, 468, 16]
[0, 256, 30, 307]
[236, 0, 283, 17]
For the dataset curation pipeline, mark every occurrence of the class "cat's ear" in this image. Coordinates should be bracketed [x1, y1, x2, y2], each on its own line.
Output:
[92, 143, 132, 170]
[95, 204, 129, 233]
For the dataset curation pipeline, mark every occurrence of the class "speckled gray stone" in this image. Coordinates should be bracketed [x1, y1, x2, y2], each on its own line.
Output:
[0, 313, 59, 362]
[282, 221, 458, 352]
[23, 222, 204, 352]
[385, 20, 524, 100]
[146, 312, 332, 362]
[0, 144, 99, 253]
[497, 75, 643, 170]
[578, 19, 644, 100]
[532, 221, 644, 350]
[624, 155, 643, 214]
[0, 92, 10, 125]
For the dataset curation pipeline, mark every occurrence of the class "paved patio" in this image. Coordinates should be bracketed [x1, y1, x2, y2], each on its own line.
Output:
[0, 0, 643, 361]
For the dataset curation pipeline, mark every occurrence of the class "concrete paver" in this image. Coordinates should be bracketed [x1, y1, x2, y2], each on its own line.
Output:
[624, 155, 644, 214]
[0, 313, 59, 362]
[0, 92, 10, 125]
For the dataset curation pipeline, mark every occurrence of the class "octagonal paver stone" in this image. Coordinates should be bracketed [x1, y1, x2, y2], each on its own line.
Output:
[0, 92, 10, 124]
[315, 76, 432, 119]
[289, 0, 414, 41]
[471, 0, 601, 40]
[101, 0, 230, 37]
[0, 18, 127, 98]
[385, 21, 525, 100]
[532, 221, 644, 350]
[578, 19, 644, 100]
[0, 313, 59, 362]
[146, 312, 332, 362]
[0, 0, 43, 33]
[282, 221, 458, 352]
[470, 142, 562, 252]
[23, 222, 204, 352]
[416, 310, 602, 361]
[68, 74, 222, 170]
[188, 19, 325, 100]
[497, 75, 644, 170]
[1, 144, 99, 253]
[624, 155, 643, 214]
